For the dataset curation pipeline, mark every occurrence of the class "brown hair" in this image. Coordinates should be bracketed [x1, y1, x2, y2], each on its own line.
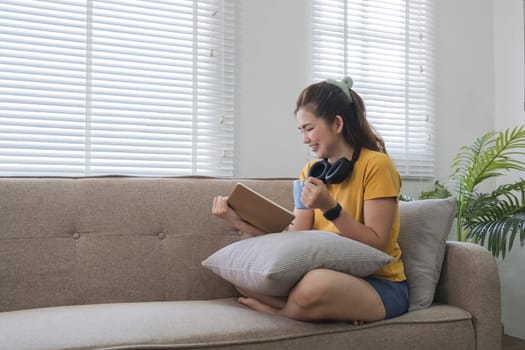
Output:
[294, 81, 386, 153]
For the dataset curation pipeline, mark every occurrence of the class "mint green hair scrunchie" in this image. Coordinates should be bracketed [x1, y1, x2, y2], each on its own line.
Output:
[325, 76, 353, 103]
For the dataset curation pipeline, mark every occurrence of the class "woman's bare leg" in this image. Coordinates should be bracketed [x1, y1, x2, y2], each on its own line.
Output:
[238, 269, 385, 323]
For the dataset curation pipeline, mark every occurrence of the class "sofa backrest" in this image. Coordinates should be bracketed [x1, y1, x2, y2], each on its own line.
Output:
[0, 177, 295, 312]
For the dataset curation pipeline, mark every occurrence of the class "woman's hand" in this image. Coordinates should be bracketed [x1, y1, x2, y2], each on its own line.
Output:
[212, 195, 266, 237]
[301, 177, 337, 212]
[212, 196, 240, 223]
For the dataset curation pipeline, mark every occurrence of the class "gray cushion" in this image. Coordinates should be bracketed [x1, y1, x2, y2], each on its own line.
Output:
[202, 230, 393, 296]
[398, 197, 457, 311]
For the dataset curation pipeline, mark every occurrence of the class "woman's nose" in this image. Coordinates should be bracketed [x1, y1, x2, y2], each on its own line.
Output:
[302, 132, 309, 144]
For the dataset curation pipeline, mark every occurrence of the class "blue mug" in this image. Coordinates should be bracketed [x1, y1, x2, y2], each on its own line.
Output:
[293, 179, 307, 209]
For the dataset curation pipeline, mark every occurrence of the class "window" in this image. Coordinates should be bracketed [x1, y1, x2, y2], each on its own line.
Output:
[0, 0, 234, 177]
[311, 0, 435, 177]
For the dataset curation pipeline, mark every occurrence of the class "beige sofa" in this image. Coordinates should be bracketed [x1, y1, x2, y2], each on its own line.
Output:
[0, 177, 501, 350]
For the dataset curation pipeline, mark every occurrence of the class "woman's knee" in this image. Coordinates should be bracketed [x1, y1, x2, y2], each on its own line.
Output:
[289, 269, 331, 308]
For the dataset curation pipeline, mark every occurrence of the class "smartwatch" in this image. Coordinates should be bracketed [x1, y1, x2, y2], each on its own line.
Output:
[323, 203, 342, 221]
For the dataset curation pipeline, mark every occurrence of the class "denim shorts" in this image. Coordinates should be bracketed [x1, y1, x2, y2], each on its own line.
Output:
[364, 276, 409, 319]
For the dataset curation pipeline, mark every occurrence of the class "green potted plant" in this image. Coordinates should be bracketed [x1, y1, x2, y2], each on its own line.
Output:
[417, 125, 525, 258]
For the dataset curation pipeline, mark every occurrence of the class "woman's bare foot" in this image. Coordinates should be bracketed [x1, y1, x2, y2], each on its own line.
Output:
[235, 286, 286, 309]
[238, 297, 281, 315]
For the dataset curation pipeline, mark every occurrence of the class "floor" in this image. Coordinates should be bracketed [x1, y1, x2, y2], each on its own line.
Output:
[503, 334, 525, 350]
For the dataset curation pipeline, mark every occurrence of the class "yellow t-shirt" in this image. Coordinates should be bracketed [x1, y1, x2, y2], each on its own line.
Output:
[300, 148, 406, 282]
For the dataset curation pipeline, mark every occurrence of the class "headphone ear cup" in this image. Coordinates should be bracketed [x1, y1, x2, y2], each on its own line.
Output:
[307, 160, 331, 183]
[324, 157, 353, 184]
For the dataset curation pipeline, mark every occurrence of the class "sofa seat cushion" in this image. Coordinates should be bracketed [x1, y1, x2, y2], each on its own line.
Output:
[0, 299, 474, 350]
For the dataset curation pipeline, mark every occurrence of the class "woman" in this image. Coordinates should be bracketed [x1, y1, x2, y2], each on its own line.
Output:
[212, 77, 408, 324]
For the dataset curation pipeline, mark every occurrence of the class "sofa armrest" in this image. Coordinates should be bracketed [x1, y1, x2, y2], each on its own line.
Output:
[434, 241, 501, 350]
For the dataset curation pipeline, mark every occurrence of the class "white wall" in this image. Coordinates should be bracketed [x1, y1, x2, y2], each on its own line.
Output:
[494, 0, 525, 339]
[434, 0, 495, 182]
[234, 0, 310, 178]
[235, 0, 524, 338]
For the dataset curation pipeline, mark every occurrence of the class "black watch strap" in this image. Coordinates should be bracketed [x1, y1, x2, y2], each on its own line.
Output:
[323, 202, 342, 221]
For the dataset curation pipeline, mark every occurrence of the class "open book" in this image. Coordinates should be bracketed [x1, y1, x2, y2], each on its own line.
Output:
[227, 183, 295, 233]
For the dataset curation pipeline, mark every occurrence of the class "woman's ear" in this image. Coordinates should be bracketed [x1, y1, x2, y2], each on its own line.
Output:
[334, 115, 344, 134]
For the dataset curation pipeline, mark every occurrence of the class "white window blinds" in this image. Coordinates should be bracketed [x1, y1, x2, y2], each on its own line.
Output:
[311, 0, 435, 177]
[0, 0, 234, 177]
